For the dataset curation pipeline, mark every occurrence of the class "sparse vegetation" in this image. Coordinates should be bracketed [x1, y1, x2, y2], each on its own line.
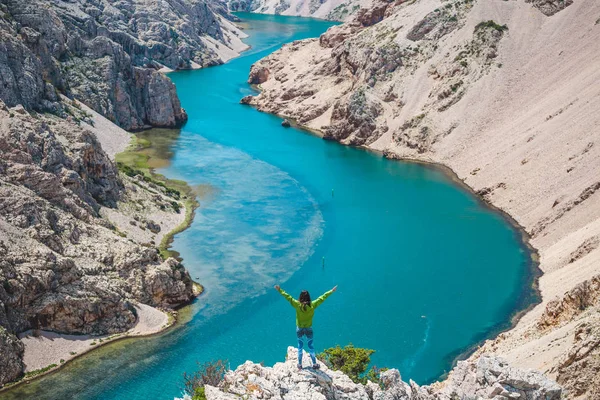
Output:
[475, 20, 508, 32]
[24, 364, 58, 379]
[182, 360, 228, 400]
[318, 344, 386, 384]
[450, 80, 463, 92]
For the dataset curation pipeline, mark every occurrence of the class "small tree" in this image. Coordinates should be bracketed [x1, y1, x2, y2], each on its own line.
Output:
[318, 344, 385, 384]
[182, 360, 228, 400]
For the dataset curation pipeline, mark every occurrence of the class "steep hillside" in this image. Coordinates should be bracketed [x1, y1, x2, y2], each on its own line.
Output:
[242, 0, 600, 397]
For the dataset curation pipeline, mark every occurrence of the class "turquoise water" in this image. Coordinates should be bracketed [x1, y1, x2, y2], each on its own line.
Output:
[1, 13, 536, 400]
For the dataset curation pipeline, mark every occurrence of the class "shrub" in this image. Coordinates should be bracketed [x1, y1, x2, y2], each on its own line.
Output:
[318, 344, 383, 384]
[192, 387, 206, 400]
[182, 360, 228, 399]
[475, 20, 508, 32]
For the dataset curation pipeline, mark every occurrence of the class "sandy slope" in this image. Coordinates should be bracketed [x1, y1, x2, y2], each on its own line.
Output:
[245, 0, 600, 396]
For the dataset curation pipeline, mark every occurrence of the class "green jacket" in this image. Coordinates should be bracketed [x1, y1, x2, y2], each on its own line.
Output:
[278, 288, 334, 328]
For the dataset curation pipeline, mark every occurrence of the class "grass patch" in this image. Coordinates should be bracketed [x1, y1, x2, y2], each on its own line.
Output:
[24, 364, 58, 379]
[115, 129, 199, 261]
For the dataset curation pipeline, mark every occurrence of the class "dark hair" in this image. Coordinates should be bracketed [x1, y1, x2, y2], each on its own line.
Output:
[299, 290, 311, 310]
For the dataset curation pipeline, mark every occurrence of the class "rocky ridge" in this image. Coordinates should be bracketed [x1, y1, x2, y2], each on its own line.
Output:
[242, 0, 600, 398]
[198, 347, 561, 400]
[0, 0, 247, 130]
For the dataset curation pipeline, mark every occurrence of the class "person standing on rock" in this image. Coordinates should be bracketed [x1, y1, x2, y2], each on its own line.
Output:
[274, 284, 337, 370]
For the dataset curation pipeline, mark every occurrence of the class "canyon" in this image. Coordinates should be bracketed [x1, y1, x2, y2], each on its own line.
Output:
[0, 0, 598, 398]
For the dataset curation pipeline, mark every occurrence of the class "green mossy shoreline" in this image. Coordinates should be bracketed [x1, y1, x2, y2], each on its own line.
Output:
[115, 129, 199, 260]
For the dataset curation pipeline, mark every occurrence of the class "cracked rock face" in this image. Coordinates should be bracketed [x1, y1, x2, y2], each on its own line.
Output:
[0, 0, 244, 130]
[201, 347, 561, 400]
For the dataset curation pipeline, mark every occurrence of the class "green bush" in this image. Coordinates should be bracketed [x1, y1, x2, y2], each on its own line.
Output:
[192, 387, 206, 400]
[182, 360, 228, 399]
[318, 344, 385, 384]
[475, 20, 508, 32]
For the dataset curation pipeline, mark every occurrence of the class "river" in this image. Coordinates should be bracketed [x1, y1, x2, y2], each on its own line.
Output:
[1, 13, 536, 400]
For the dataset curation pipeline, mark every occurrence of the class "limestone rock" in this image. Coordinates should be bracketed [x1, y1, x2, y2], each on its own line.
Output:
[240, 95, 255, 105]
[248, 66, 270, 84]
[204, 347, 561, 400]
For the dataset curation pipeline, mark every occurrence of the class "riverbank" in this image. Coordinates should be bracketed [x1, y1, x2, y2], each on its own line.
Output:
[112, 128, 201, 260]
[15, 305, 171, 383]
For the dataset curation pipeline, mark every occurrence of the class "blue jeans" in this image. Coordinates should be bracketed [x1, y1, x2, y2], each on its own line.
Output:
[296, 327, 316, 365]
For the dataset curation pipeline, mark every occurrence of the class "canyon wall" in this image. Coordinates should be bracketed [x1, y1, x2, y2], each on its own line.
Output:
[0, 0, 247, 387]
[242, 0, 600, 397]
[0, 0, 247, 130]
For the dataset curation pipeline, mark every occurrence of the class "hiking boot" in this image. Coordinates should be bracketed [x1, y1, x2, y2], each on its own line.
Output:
[312, 363, 320, 370]
[297, 364, 302, 370]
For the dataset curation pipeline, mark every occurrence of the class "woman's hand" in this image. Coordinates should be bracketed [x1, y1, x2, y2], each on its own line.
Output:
[274, 285, 280, 291]
[332, 285, 338, 292]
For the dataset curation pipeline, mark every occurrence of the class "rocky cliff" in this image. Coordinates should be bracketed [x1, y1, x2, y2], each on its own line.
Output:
[0, 0, 247, 130]
[243, 0, 600, 398]
[0, 101, 198, 386]
[198, 347, 561, 400]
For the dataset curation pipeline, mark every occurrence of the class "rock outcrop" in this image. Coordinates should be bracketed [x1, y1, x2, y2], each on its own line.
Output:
[200, 347, 561, 400]
[242, 0, 600, 398]
[0, 0, 247, 130]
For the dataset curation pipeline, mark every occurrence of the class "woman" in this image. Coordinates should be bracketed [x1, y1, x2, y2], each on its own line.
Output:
[274, 284, 337, 369]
